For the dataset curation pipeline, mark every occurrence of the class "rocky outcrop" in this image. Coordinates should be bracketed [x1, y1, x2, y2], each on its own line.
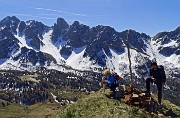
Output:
[153, 26, 180, 56]
[51, 18, 69, 43]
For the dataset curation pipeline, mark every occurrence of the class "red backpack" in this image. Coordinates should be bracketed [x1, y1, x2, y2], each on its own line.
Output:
[113, 73, 121, 87]
[114, 74, 121, 80]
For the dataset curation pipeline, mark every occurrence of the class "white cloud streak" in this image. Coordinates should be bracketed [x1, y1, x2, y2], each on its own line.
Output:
[34, 7, 88, 17]
[39, 13, 60, 16]
[0, 12, 56, 20]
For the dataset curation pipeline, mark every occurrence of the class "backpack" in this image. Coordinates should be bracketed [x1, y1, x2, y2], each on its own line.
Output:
[114, 74, 121, 81]
[159, 65, 164, 69]
[114, 73, 121, 86]
[158, 65, 166, 83]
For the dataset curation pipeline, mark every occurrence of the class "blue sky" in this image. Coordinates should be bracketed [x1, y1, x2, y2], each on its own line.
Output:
[0, 0, 179, 36]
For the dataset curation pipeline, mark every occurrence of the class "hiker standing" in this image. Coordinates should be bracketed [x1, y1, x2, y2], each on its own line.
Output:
[146, 62, 166, 105]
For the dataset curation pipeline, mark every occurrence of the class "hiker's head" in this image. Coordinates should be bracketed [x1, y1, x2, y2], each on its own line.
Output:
[103, 69, 111, 76]
[151, 62, 157, 69]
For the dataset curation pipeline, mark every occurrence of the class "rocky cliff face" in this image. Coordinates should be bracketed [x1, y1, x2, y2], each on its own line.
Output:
[153, 27, 180, 56]
[0, 16, 179, 75]
[0, 16, 56, 66]
[0, 16, 20, 59]
[51, 17, 69, 43]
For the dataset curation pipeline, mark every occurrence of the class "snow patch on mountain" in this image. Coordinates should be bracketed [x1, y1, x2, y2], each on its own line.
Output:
[66, 46, 92, 70]
[53, 36, 67, 50]
[149, 39, 165, 63]
[107, 49, 129, 74]
[0, 59, 20, 70]
[166, 54, 180, 68]
[41, 30, 64, 63]
[107, 48, 149, 77]
[163, 40, 178, 47]
[150, 38, 179, 68]
[14, 35, 32, 49]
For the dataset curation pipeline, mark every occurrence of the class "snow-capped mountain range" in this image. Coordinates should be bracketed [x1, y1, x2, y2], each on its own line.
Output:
[0, 16, 179, 79]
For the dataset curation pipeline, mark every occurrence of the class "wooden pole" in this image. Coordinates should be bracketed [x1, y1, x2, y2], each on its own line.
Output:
[126, 30, 133, 82]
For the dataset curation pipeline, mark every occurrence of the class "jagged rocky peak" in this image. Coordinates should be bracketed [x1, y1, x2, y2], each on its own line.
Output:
[72, 20, 80, 26]
[170, 26, 180, 40]
[13, 47, 57, 66]
[24, 20, 48, 50]
[120, 29, 150, 40]
[56, 17, 69, 30]
[90, 25, 119, 42]
[69, 20, 90, 33]
[25, 20, 49, 32]
[70, 20, 90, 31]
[152, 27, 180, 57]
[153, 32, 169, 44]
[92, 25, 115, 30]
[59, 21, 91, 57]
[119, 29, 151, 52]
[0, 16, 21, 59]
[68, 20, 90, 32]
[0, 16, 20, 35]
[63, 20, 91, 45]
[174, 26, 180, 31]
[26, 20, 39, 25]
[51, 18, 69, 43]
[18, 21, 26, 35]
[153, 26, 180, 41]
[82, 25, 124, 66]
[0, 16, 20, 25]
[89, 25, 124, 55]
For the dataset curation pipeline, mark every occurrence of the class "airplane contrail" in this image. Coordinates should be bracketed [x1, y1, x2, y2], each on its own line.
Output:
[34, 7, 88, 17]
[0, 12, 56, 20]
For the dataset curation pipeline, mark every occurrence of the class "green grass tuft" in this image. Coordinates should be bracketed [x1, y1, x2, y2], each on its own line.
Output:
[51, 89, 149, 118]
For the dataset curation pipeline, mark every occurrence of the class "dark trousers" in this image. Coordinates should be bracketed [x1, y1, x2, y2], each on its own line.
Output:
[146, 78, 163, 104]
[108, 83, 116, 93]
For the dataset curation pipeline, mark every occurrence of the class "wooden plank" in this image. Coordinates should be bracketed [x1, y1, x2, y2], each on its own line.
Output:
[125, 86, 133, 94]
[123, 94, 132, 103]
[139, 93, 145, 97]
[132, 94, 139, 98]
[133, 88, 141, 94]
[143, 101, 150, 105]
[134, 102, 140, 105]
[146, 99, 151, 102]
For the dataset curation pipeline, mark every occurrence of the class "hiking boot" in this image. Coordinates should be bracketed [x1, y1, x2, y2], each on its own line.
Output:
[110, 93, 115, 97]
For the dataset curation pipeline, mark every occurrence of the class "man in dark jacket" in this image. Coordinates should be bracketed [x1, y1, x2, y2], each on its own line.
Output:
[146, 62, 166, 105]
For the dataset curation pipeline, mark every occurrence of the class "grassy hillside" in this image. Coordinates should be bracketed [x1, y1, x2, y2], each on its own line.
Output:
[0, 89, 180, 118]
[0, 99, 62, 118]
[51, 90, 150, 118]
[151, 94, 180, 117]
[51, 89, 180, 118]
[0, 87, 87, 118]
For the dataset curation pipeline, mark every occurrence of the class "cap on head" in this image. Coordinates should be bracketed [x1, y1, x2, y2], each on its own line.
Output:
[103, 69, 111, 76]
[151, 62, 157, 66]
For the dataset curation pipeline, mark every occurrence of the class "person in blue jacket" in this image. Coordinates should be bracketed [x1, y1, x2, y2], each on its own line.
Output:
[102, 69, 117, 96]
